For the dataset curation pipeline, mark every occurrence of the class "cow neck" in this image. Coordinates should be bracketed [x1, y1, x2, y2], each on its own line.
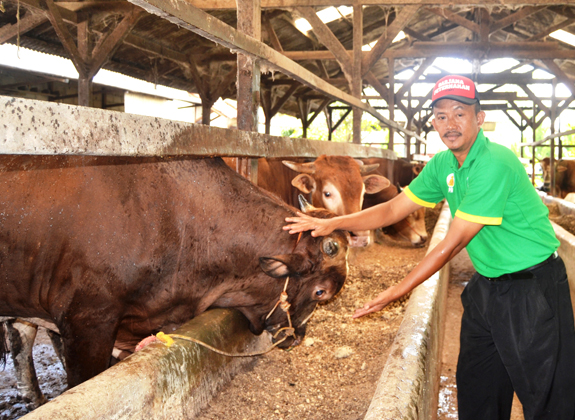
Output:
[142, 233, 306, 357]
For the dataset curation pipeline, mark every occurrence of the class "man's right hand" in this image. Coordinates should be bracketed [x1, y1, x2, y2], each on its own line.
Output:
[283, 212, 337, 237]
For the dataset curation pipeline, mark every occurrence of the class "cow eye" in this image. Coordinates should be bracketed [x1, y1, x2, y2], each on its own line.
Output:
[324, 191, 331, 198]
[322, 239, 339, 257]
[315, 289, 325, 298]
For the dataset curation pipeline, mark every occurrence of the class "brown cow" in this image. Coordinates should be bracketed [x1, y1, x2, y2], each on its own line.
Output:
[223, 157, 303, 207]
[282, 155, 390, 247]
[361, 158, 428, 246]
[0, 156, 348, 388]
[539, 158, 575, 198]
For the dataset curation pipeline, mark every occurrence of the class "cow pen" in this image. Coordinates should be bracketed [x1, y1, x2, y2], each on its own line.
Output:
[0, 91, 433, 420]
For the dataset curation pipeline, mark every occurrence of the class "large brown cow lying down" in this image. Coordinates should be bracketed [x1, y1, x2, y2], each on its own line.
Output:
[0, 156, 348, 391]
[360, 158, 428, 246]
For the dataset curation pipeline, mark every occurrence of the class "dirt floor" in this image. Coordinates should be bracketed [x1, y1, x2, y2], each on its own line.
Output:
[547, 203, 575, 235]
[193, 208, 441, 420]
[0, 328, 66, 420]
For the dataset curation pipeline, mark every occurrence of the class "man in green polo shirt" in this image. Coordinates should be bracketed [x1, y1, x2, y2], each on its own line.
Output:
[283, 75, 575, 420]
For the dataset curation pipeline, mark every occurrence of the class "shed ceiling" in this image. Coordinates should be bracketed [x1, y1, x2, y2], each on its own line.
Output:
[1, 1, 575, 123]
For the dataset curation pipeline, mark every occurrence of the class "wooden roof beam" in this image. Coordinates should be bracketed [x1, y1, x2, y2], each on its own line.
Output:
[127, 0, 424, 141]
[0, 11, 48, 44]
[395, 57, 434, 99]
[296, 6, 353, 84]
[489, 6, 546, 34]
[282, 41, 575, 60]
[426, 8, 480, 34]
[263, 14, 283, 52]
[541, 59, 575, 94]
[527, 18, 575, 41]
[5, 0, 78, 23]
[184, 0, 570, 10]
[361, 5, 419, 77]
[89, 8, 143, 77]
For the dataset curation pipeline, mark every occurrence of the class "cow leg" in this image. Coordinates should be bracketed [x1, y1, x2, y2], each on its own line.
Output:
[46, 329, 66, 369]
[6, 320, 48, 409]
[59, 317, 119, 387]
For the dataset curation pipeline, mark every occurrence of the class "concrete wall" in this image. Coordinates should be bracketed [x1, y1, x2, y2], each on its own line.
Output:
[21, 309, 271, 420]
[363, 202, 452, 420]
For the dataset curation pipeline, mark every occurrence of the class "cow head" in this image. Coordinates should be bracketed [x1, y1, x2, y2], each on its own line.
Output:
[283, 155, 390, 247]
[385, 207, 427, 246]
[256, 202, 348, 348]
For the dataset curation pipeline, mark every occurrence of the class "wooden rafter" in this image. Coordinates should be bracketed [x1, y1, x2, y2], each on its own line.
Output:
[127, 0, 424, 141]
[44, 0, 87, 76]
[263, 14, 283, 52]
[395, 57, 434, 99]
[541, 59, 575, 94]
[426, 8, 480, 34]
[489, 6, 546, 34]
[183, 0, 570, 10]
[271, 82, 299, 116]
[527, 18, 575, 41]
[282, 41, 575, 61]
[296, 6, 353, 83]
[361, 5, 419, 77]
[0, 11, 47, 44]
[89, 8, 143, 76]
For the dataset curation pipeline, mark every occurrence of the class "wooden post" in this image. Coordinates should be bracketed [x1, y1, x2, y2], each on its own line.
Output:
[326, 107, 333, 141]
[236, 0, 261, 132]
[236, 0, 261, 183]
[388, 58, 395, 151]
[352, 4, 363, 144]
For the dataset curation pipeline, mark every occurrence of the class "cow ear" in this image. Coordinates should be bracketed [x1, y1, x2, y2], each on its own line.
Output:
[363, 174, 390, 194]
[282, 161, 316, 174]
[557, 166, 568, 173]
[259, 255, 309, 278]
[291, 174, 315, 194]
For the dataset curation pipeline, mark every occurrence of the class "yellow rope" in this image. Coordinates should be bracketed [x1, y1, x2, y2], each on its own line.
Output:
[152, 275, 296, 358]
[155, 331, 291, 357]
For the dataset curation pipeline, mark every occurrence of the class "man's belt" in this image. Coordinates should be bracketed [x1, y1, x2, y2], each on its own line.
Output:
[486, 251, 559, 282]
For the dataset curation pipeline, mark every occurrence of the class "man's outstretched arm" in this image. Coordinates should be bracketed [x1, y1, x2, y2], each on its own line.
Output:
[353, 216, 483, 318]
[283, 192, 423, 237]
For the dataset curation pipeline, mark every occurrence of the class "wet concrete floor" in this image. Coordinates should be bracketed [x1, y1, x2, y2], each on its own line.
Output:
[437, 249, 524, 420]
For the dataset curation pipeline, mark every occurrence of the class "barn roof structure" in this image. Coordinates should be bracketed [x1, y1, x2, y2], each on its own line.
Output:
[1, 0, 575, 162]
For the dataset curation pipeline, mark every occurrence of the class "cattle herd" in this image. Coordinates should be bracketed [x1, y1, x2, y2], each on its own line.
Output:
[0, 154, 426, 411]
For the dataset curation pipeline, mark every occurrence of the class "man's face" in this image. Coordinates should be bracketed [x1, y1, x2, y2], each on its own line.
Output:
[431, 99, 485, 160]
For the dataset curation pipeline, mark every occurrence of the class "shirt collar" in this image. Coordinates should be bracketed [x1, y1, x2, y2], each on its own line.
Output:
[449, 129, 486, 171]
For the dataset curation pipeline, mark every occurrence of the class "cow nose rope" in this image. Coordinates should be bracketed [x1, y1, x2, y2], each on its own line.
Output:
[141, 276, 295, 358]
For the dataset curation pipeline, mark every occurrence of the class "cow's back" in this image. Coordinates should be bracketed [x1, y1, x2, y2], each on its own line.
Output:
[0, 156, 294, 320]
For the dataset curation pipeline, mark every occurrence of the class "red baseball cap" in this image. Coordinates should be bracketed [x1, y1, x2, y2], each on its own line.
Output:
[430, 75, 480, 107]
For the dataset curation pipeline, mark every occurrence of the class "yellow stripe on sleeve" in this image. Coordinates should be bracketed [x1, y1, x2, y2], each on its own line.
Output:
[455, 210, 502, 225]
[403, 186, 437, 208]
[403, 187, 436, 208]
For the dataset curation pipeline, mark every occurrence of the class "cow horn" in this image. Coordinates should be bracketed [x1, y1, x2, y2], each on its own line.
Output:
[298, 194, 315, 213]
[359, 163, 379, 174]
[283, 161, 316, 174]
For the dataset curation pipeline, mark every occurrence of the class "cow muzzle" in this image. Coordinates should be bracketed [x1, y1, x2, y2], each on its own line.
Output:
[349, 230, 371, 247]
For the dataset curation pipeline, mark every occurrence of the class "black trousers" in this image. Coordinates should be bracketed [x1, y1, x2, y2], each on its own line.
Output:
[457, 256, 575, 420]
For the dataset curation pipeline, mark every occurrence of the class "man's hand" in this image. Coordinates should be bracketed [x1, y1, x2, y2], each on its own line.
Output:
[283, 212, 336, 237]
[352, 290, 393, 318]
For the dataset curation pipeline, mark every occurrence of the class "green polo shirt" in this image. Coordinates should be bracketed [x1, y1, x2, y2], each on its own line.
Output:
[404, 129, 559, 278]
